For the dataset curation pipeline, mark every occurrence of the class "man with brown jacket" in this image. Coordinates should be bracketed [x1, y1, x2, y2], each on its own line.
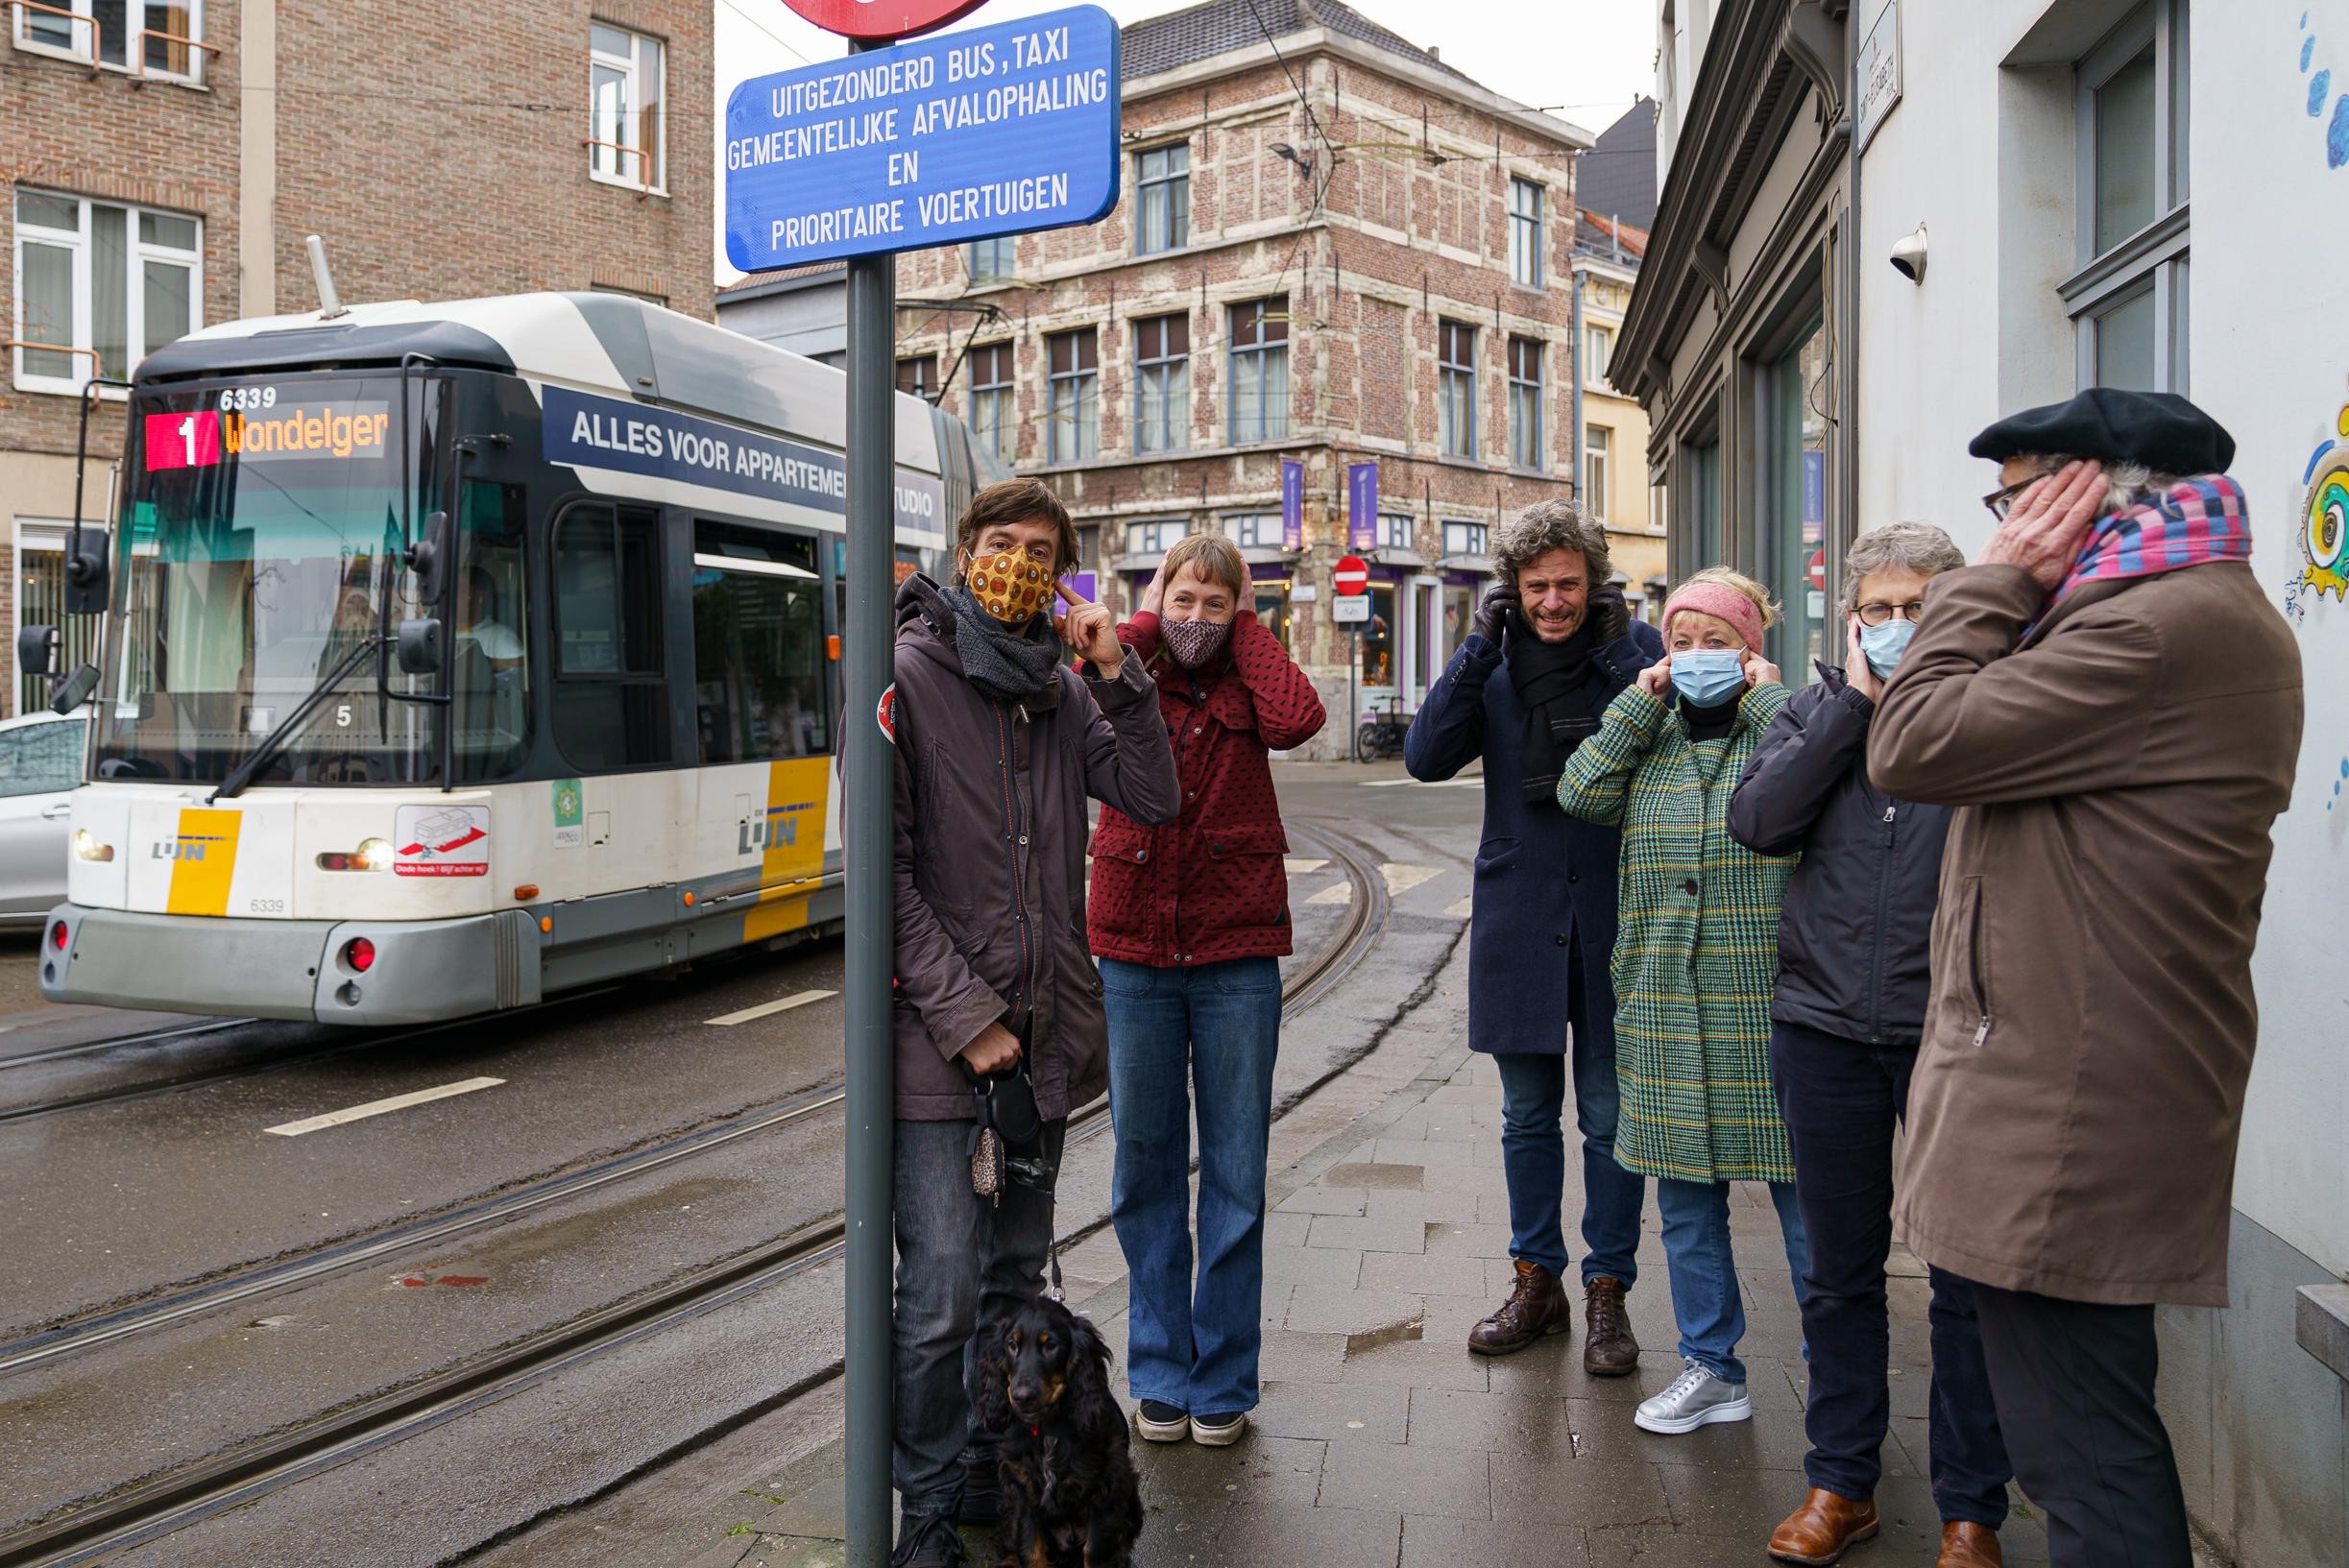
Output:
[874, 479, 1179, 1568]
[1870, 389, 2304, 1568]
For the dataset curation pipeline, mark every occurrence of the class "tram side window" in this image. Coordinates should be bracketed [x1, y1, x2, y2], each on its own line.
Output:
[691, 522, 827, 762]
[454, 480, 531, 783]
[553, 503, 670, 771]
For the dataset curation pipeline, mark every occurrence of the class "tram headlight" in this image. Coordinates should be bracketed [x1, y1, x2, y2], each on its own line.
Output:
[317, 837, 396, 872]
[72, 829, 115, 863]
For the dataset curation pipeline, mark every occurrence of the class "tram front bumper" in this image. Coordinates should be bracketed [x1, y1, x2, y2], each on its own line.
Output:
[37, 905, 544, 1025]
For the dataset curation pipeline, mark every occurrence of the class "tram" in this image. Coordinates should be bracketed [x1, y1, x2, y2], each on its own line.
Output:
[29, 291, 995, 1024]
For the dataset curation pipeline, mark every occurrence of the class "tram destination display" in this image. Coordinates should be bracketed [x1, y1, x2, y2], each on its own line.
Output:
[723, 4, 1121, 272]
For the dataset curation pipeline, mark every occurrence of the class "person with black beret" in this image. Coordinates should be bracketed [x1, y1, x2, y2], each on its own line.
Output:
[1865, 388, 2305, 1568]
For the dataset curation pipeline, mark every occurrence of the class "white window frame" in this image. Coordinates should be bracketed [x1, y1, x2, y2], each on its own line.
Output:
[1377, 513, 1415, 551]
[1584, 425, 1611, 521]
[1508, 178, 1544, 288]
[12, 190, 202, 397]
[1226, 514, 1280, 550]
[1441, 519, 1488, 557]
[1586, 325, 1614, 387]
[1126, 519, 1183, 556]
[2062, 0, 2189, 393]
[590, 20, 666, 195]
[11, 0, 207, 84]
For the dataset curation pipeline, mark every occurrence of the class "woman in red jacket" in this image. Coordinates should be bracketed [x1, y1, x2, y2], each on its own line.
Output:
[1090, 532, 1326, 1448]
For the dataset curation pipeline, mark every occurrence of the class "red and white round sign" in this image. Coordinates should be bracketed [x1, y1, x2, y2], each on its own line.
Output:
[1333, 555, 1370, 596]
[776, 0, 991, 40]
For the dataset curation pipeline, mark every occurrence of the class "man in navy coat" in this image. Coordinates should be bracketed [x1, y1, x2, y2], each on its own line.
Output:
[1405, 499, 1662, 1369]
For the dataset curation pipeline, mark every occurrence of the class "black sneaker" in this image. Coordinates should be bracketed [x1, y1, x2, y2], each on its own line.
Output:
[1135, 1399, 1189, 1442]
[1190, 1411, 1248, 1447]
[956, 1445, 1001, 1528]
[890, 1509, 967, 1568]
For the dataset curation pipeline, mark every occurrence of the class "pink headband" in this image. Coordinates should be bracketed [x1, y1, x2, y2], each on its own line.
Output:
[1662, 581, 1765, 651]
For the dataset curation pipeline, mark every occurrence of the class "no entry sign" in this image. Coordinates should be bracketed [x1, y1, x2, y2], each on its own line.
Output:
[778, 0, 992, 40]
[1333, 554, 1370, 595]
[725, 4, 1122, 272]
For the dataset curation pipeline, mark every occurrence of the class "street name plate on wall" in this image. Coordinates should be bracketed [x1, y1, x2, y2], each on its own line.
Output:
[1855, 0, 1902, 153]
[724, 4, 1123, 272]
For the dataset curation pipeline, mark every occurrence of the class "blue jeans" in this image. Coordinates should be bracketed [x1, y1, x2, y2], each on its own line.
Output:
[1102, 955, 1281, 1417]
[1771, 1022, 2011, 1524]
[1654, 1174, 1808, 1385]
[1491, 937, 1644, 1287]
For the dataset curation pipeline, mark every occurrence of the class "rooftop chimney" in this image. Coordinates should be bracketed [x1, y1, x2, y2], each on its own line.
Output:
[1425, 45, 1439, 60]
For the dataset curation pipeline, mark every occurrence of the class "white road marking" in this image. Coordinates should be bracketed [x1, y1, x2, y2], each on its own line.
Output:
[1304, 880, 1354, 905]
[705, 988, 839, 1027]
[1380, 864, 1441, 897]
[1284, 857, 1330, 874]
[1361, 777, 1483, 789]
[1443, 896, 1474, 919]
[264, 1077, 506, 1137]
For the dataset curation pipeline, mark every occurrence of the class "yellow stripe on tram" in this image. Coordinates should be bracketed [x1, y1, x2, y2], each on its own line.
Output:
[744, 757, 832, 942]
[165, 808, 243, 917]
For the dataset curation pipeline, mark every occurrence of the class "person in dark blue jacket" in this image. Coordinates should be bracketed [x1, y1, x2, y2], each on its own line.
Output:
[1727, 523, 2015, 1568]
[1404, 500, 1662, 1372]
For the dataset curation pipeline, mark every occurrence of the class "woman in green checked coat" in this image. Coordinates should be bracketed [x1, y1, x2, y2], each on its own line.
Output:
[1559, 567, 1810, 1438]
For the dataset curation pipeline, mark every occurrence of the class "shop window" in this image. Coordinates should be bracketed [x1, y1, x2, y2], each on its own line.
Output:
[1253, 582, 1294, 648]
[552, 502, 668, 770]
[1359, 584, 1396, 687]
[1047, 328, 1099, 462]
[691, 522, 827, 761]
[1768, 321, 1830, 675]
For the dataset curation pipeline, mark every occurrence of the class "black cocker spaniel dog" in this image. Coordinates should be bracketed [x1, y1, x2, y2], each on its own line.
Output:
[974, 1295, 1146, 1568]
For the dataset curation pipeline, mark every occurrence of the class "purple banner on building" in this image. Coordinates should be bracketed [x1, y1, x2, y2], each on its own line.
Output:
[1280, 460, 1305, 551]
[1061, 570, 1099, 603]
[1346, 461, 1379, 551]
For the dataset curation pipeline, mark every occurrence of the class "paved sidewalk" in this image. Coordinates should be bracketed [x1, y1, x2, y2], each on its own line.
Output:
[642, 1044, 2051, 1568]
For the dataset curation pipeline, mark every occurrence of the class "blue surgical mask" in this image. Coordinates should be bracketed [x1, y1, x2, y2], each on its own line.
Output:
[1670, 648, 1747, 707]
[1856, 617, 1917, 680]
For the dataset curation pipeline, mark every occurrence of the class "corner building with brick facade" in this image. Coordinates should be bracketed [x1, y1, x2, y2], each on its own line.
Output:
[888, 0, 1663, 759]
[2, 0, 713, 716]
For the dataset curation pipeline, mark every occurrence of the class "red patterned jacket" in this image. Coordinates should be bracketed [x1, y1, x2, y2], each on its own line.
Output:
[1087, 611, 1326, 967]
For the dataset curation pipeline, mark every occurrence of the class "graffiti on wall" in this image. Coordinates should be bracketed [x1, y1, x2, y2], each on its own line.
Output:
[2284, 378, 2349, 626]
[2301, 10, 2349, 168]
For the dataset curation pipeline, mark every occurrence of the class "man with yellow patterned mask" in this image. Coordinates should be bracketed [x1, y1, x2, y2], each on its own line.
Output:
[873, 477, 1177, 1565]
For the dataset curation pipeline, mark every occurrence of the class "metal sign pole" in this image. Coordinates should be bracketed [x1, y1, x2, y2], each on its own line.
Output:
[842, 37, 897, 1568]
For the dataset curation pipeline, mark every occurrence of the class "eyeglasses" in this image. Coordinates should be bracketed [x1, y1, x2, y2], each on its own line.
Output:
[1981, 476, 2039, 521]
[1855, 600, 1926, 627]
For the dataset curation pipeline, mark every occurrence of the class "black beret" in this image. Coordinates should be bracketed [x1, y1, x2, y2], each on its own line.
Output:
[1969, 387, 2235, 474]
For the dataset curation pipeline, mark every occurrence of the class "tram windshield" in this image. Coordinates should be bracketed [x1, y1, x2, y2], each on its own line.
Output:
[94, 374, 448, 784]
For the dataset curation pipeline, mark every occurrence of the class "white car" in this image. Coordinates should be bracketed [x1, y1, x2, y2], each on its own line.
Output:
[0, 708, 86, 929]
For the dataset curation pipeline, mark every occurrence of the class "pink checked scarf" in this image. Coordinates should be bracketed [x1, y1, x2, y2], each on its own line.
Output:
[2048, 472, 2251, 611]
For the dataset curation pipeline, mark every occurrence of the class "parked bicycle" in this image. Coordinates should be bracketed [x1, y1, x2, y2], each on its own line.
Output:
[1354, 692, 1413, 762]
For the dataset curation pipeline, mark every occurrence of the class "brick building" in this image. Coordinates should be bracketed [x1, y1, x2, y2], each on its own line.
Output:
[3, 0, 713, 715]
[890, 0, 1662, 756]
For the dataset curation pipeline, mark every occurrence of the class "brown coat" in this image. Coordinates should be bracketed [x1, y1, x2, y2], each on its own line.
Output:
[1869, 561, 2303, 1306]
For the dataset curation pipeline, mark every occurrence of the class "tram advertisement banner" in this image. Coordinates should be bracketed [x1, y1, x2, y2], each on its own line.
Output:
[723, 5, 1122, 271]
[541, 385, 945, 535]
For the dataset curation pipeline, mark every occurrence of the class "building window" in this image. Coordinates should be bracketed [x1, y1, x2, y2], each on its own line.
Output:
[1509, 178, 1544, 287]
[1135, 143, 1191, 254]
[12, 190, 199, 394]
[12, 0, 206, 81]
[1227, 298, 1290, 445]
[1586, 325, 1613, 386]
[969, 236, 1016, 285]
[1441, 520, 1488, 557]
[1768, 320, 1830, 673]
[968, 343, 1014, 464]
[1360, 584, 1396, 686]
[1377, 513, 1415, 551]
[1227, 515, 1279, 549]
[1583, 425, 1611, 520]
[1508, 336, 1544, 470]
[1133, 314, 1190, 453]
[1126, 519, 1183, 556]
[1047, 327, 1099, 463]
[591, 22, 666, 191]
[2068, 0, 2189, 393]
[897, 355, 937, 400]
[1439, 320, 1477, 459]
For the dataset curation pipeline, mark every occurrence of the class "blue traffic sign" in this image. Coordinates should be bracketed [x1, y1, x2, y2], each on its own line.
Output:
[724, 4, 1123, 273]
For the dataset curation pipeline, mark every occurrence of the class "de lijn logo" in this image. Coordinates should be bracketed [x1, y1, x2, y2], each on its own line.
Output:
[151, 833, 218, 860]
[739, 801, 817, 856]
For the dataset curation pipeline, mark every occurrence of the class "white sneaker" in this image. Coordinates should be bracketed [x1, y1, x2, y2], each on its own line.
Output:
[1189, 1411, 1247, 1446]
[1633, 1358, 1752, 1435]
[1135, 1400, 1190, 1442]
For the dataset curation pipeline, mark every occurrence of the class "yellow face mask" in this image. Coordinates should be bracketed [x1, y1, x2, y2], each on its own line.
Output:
[964, 549, 1055, 625]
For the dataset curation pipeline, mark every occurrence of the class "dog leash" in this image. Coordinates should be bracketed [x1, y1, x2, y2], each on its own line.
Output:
[1045, 1240, 1064, 1304]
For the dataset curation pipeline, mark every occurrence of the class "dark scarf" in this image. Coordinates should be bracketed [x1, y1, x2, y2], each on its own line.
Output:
[1681, 691, 1742, 741]
[1507, 610, 1598, 808]
[943, 584, 1064, 702]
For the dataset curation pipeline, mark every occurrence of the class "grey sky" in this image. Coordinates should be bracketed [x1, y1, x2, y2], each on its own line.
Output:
[711, 0, 1657, 282]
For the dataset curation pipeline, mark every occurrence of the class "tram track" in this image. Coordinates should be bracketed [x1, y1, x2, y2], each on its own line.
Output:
[0, 819, 1389, 1568]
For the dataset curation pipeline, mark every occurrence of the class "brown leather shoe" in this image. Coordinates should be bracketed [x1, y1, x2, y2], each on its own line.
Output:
[1767, 1487, 1880, 1565]
[1938, 1522, 2004, 1568]
[1581, 1275, 1639, 1375]
[1465, 1258, 1567, 1356]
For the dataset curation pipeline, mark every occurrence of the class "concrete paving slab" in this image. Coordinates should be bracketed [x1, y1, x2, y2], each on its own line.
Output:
[1315, 1436, 1490, 1518]
[1399, 1511, 1593, 1566]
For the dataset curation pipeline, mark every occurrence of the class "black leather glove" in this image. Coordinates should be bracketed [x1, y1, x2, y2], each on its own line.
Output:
[1472, 582, 1519, 643]
[1586, 581, 1630, 645]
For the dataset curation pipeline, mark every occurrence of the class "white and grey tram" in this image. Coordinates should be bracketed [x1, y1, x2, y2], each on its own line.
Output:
[30, 292, 995, 1024]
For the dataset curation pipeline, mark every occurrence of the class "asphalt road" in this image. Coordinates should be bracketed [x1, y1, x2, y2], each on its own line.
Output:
[0, 760, 1489, 1563]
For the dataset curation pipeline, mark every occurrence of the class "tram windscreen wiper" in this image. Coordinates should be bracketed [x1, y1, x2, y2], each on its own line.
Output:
[207, 634, 385, 804]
